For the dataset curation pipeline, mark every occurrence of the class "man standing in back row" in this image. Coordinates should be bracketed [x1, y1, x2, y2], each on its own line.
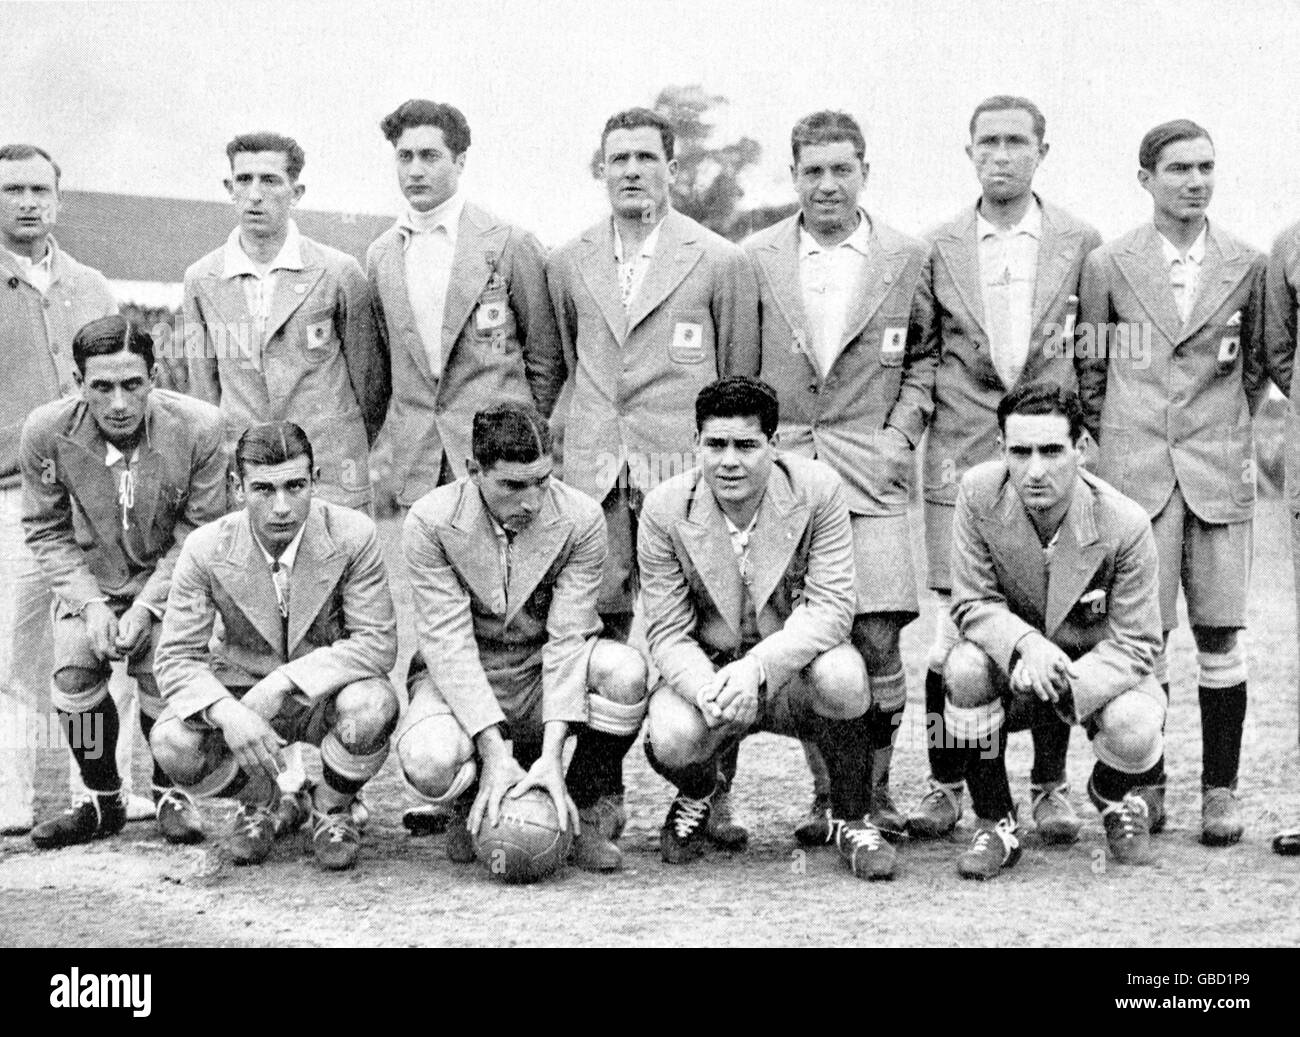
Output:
[1078, 119, 1270, 846]
[745, 110, 937, 843]
[913, 97, 1101, 845]
[182, 132, 387, 513]
[546, 106, 760, 646]
[367, 99, 564, 507]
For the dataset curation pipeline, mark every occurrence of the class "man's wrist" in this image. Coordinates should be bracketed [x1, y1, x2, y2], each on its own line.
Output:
[206, 697, 240, 728]
[475, 725, 509, 763]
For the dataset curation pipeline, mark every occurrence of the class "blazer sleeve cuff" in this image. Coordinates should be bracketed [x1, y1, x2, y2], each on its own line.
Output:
[167, 673, 235, 721]
[278, 657, 343, 701]
[447, 691, 509, 741]
[993, 623, 1042, 674]
[885, 412, 924, 447]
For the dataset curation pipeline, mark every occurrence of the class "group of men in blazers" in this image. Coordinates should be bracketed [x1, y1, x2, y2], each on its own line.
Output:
[4, 87, 1300, 880]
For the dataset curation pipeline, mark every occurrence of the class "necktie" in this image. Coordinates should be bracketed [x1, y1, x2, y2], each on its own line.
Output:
[271, 560, 290, 619]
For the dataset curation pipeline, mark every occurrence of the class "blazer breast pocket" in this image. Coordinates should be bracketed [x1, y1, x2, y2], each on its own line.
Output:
[300, 308, 339, 367]
[473, 287, 520, 355]
[1067, 587, 1109, 626]
[668, 310, 710, 365]
[878, 318, 908, 368]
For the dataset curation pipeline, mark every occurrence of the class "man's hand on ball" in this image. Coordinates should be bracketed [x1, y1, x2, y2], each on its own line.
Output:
[508, 754, 580, 834]
[471, 751, 528, 837]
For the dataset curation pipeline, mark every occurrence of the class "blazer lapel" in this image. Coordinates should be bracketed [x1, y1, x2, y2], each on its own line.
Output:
[439, 487, 508, 616]
[286, 504, 347, 653]
[196, 269, 253, 327]
[441, 207, 503, 368]
[986, 479, 1049, 617]
[212, 514, 285, 657]
[756, 221, 816, 371]
[264, 264, 325, 344]
[746, 466, 810, 616]
[129, 442, 163, 539]
[58, 420, 116, 532]
[381, 231, 436, 384]
[1029, 205, 1082, 330]
[626, 210, 704, 335]
[1044, 479, 1107, 638]
[1113, 225, 1183, 345]
[935, 206, 988, 342]
[1179, 225, 1253, 344]
[838, 220, 907, 354]
[504, 489, 572, 625]
[677, 479, 743, 636]
[576, 220, 628, 347]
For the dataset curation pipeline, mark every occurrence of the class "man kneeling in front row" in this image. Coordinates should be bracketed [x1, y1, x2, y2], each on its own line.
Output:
[943, 382, 1166, 878]
[640, 376, 895, 879]
[150, 422, 400, 870]
[397, 403, 647, 872]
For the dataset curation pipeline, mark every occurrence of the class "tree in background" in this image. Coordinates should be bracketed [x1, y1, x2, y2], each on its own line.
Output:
[591, 84, 795, 242]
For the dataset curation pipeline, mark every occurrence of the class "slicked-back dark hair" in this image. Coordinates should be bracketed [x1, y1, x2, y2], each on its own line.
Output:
[997, 380, 1086, 443]
[1139, 119, 1213, 172]
[235, 421, 314, 481]
[0, 143, 61, 185]
[225, 132, 306, 182]
[791, 110, 865, 164]
[472, 403, 553, 470]
[379, 99, 471, 156]
[72, 315, 155, 376]
[695, 376, 780, 439]
[969, 95, 1047, 144]
[601, 107, 675, 160]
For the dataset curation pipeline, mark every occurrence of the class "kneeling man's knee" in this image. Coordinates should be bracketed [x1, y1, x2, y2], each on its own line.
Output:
[944, 641, 999, 709]
[149, 714, 208, 786]
[397, 708, 473, 799]
[806, 644, 869, 720]
[1093, 689, 1164, 773]
[334, 678, 400, 754]
[645, 688, 712, 773]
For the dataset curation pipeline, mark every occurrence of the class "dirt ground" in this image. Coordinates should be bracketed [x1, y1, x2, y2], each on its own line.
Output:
[3, 500, 1299, 948]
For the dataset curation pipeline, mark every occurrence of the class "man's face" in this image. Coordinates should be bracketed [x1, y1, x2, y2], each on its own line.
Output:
[792, 139, 867, 239]
[602, 126, 676, 222]
[472, 457, 553, 535]
[240, 456, 314, 555]
[696, 415, 775, 512]
[225, 150, 303, 240]
[966, 108, 1048, 204]
[77, 350, 152, 446]
[1139, 136, 1215, 224]
[1001, 412, 1080, 515]
[0, 155, 59, 252]
[393, 125, 465, 213]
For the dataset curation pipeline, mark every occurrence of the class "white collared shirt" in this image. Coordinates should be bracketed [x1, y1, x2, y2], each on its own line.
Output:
[723, 510, 759, 571]
[612, 217, 664, 309]
[977, 200, 1042, 389]
[222, 220, 305, 362]
[1159, 224, 1208, 323]
[798, 210, 871, 377]
[254, 521, 306, 618]
[4, 242, 53, 295]
[399, 192, 466, 374]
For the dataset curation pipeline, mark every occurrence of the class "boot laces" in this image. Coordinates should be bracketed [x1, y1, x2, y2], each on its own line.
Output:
[671, 796, 709, 839]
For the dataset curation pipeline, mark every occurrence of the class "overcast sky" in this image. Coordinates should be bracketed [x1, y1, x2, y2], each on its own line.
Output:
[5, 0, 1299, 248]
